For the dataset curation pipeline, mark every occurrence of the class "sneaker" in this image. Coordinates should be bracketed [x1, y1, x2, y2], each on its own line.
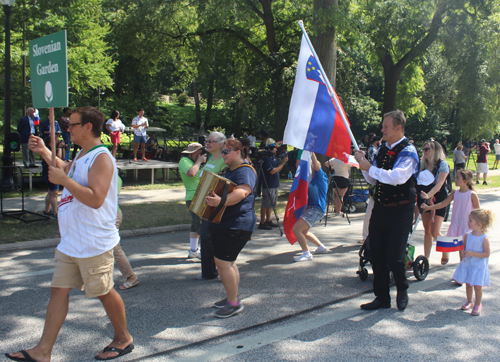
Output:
[214, 296, 240, 309]
[42, 211, 53, 217]
[142, 157, 148, 161]
[214, 298, 227, 308]
[461, 301, 474, 310]
[471, 303, 482, 316]
[476, 180, 480, 184]
[483, 181, 488, 185]
[332, 212, 341, 217]
[214, 302, 244, 318]
[187, 249, 200, 259]
[313, 245, 328, 254]
[51, 213, 58, 220]
[133, 157, 138, 161]
[258, 222, 272, 230]
[294, 253, 313, 262]
[255, 196, 262, 200]
[267, 220, 279, 228]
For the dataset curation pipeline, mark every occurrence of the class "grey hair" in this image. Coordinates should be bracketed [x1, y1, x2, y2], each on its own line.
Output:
[209, 131, 226, 145]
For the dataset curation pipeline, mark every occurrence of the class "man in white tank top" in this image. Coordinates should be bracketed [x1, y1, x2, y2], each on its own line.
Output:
[6, 107, 134, 362]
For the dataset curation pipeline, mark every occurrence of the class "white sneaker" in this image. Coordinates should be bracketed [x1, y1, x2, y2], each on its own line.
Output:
[313, 245, 328, 254]
[188, 250, 200, 259]
[294, 253, 313, 262]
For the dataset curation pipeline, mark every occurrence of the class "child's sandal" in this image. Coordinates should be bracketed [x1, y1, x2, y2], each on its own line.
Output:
[461, 302, 474, 310]
[471, 304, 482, 316]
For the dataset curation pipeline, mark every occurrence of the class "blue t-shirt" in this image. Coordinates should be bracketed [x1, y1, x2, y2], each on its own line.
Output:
[211, 164, 257, 231]
[262, 155, 280, 189]
[40, 119, 61, 140]
[308, 168, 328, 214]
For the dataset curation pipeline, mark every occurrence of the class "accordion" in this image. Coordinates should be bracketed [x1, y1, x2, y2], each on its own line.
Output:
[189, 171, 236, 223]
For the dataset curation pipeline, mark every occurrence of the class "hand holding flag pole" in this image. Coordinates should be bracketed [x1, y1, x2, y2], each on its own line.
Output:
[297, 20, 359, 152]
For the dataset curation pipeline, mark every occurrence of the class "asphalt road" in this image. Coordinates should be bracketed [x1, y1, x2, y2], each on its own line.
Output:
[1, 191, 499, 362]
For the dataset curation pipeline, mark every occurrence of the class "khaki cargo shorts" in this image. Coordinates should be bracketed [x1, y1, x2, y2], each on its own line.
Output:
[52, 248, 115, 298]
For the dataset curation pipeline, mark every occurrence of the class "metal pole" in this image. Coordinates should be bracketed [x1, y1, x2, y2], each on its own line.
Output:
[297, 20, 359, 151]
[2, 4, 15, 190]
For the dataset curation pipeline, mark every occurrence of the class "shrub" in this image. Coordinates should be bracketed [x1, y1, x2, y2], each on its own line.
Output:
[176, 92, 189, 107]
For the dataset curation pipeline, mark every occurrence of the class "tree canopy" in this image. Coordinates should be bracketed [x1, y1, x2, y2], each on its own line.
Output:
[1, 0, 499, 143]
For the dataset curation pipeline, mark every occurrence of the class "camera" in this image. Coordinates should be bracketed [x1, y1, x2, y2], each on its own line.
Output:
[254, 150, 274, 159]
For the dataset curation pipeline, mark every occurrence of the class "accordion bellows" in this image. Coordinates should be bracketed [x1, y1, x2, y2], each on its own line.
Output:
[189, 171, 236, 224]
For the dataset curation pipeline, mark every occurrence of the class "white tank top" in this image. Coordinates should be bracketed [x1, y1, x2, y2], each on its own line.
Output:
[57, 145, 119, 258]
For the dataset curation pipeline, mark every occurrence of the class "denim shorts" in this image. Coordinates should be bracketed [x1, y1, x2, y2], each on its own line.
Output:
[300, 205, 324, 227]
[134, 134, 147, 144]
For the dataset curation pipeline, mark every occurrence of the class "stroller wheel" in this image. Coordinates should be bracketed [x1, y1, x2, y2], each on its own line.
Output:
[358, 267, 369, 281]
[413, 255, 429, 281]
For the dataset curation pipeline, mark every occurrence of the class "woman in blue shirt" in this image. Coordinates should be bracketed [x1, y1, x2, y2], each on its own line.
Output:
[292, 153, 329, 262]
[205, 139, 256, 318]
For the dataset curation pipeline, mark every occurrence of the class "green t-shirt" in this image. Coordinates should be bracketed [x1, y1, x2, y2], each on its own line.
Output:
[200, 156, 226, 177]
[179, 156, 202, 201]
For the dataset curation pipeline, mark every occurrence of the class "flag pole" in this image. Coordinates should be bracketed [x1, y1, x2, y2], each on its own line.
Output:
[297, 20, 359, 151]
[49, 107, 56, 167]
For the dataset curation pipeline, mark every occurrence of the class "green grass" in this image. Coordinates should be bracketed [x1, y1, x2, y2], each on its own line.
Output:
[445, 152, 497, 172]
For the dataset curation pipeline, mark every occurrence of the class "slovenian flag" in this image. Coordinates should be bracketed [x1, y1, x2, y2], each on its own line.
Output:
[436, 235, 464, 252]
[283, 150, 313, 244]
[283, 35, 351, 162]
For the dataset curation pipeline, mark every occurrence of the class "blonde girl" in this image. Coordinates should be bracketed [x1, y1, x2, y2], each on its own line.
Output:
[452, 209, 493, 316]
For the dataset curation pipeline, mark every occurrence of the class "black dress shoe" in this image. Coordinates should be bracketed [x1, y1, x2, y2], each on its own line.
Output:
[397, 289, 409, 310]
[360, 299, 391, 310]
[258, 223, 272, 230]
[29, 164, 37, 168]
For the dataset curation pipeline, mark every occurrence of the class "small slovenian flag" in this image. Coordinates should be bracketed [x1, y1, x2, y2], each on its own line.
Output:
[436, 235, 464, 252]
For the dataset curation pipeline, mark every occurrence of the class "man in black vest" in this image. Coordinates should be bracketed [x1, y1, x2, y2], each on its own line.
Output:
[354, 110, 419, 311]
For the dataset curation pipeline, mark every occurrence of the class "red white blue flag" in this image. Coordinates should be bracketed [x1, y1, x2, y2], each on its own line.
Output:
[436, 235, 464, 252]
[283, 150, 312, 244]
[283, 35, 351, 162]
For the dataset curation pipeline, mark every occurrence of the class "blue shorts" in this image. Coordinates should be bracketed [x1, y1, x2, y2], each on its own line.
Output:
[42, 172, 60, 191]
[134, 134, 147, 144]
[300, 205, 324, 227]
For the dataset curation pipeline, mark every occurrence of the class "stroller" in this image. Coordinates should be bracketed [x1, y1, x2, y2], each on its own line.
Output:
[357, 208, 429, 282]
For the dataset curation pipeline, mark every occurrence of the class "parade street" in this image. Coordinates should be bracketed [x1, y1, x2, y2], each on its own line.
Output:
[1, 191, 499, 362]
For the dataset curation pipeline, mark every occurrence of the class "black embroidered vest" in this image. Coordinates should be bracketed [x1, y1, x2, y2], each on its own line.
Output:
[374, 139, 416, 205]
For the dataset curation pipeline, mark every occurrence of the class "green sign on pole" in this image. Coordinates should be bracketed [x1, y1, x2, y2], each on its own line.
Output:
[29, 30, 68, 109]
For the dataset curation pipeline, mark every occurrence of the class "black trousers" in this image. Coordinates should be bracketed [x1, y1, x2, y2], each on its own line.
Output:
[368, 201, 414, 302]
[199, 221, 218, 279]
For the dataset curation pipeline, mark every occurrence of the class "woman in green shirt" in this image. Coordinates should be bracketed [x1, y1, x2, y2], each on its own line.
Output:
[197, 131, 227, 280]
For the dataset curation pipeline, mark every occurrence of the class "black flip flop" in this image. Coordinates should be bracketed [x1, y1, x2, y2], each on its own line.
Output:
[5, 350, 38, 362]
[95, 344, 134, 361]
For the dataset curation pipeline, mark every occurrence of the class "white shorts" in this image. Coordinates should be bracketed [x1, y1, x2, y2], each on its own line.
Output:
[477, 163, 489, 174]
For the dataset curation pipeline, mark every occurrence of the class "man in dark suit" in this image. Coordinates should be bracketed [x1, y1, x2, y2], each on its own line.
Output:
[17, 107, 37, 167]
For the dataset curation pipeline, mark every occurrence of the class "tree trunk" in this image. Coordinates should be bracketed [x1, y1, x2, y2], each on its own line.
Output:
[312, 0, 338, 169]
[312, 0, 338, 88]
[203, 74, 215, 132]
[193, 79, 202, 135]
[381, 65, 399, 114]
[379, 0, 447, 115]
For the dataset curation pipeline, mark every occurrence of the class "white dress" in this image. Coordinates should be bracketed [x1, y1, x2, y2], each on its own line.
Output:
[453, 232, 489, 286]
